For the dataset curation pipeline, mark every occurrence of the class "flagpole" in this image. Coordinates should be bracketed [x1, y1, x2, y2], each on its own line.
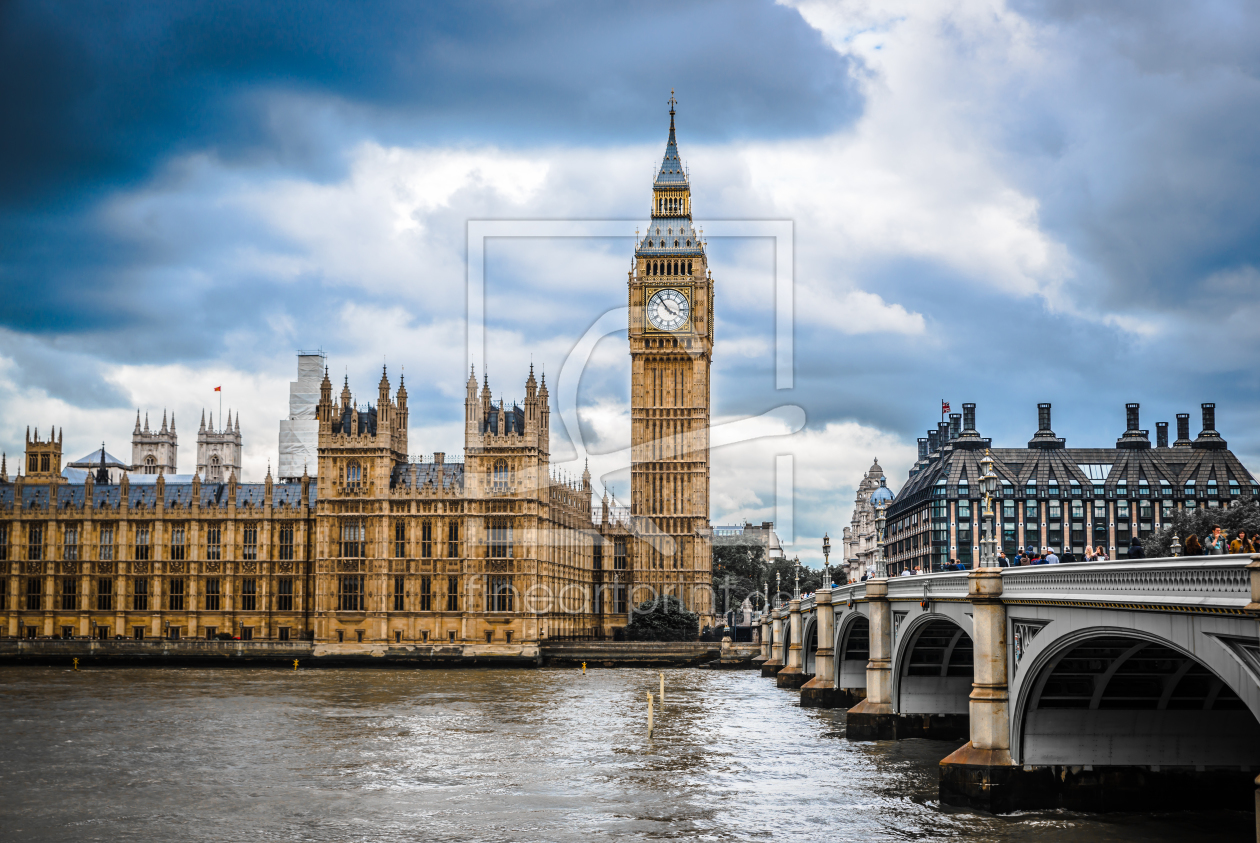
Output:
[219, 389, 222, 433]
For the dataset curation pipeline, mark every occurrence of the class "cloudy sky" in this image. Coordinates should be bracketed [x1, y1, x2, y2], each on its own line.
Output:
[3, 0, 1259, 567]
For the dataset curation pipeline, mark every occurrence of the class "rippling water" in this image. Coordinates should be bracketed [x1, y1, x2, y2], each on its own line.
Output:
[0, 666, 1248, 841]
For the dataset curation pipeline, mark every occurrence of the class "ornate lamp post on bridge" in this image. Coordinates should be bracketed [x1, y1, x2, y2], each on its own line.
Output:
[822, 533, 831, 586]
[793, 555, 801, 599]
[875, 504, 888, 577]
[775, 571, 781, 609]
[979, 449, 1000, 568]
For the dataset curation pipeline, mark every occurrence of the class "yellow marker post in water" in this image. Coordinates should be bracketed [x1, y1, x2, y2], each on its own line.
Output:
[647, 691, 654, 737]
[659, 672, 665, 707]
[73, 658, 79, 671]
[293, 659, 299, 671]
[582, 661, 586, 675]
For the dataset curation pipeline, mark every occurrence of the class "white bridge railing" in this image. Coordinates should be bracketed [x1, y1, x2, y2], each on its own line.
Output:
[798, 555, 1255, 614]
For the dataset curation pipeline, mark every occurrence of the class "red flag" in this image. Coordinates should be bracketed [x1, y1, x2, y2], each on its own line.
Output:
[941, 400, 950, 414]
[214, 386, 222, 392]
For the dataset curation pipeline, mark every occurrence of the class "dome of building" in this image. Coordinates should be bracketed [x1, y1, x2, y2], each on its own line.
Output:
[869, 475, 895, 505]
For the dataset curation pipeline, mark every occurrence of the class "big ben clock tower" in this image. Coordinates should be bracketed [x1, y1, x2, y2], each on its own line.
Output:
[629, 94, 713, 620]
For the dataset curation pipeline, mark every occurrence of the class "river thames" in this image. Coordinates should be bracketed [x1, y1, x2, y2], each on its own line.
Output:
[0, 666, 1247, 841]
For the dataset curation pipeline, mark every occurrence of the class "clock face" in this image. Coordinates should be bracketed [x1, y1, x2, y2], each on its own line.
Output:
[647, 288, 690, 331]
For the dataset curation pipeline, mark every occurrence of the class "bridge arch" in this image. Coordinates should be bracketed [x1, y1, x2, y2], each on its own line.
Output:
[802, 616, 818, 675]
[1012, 627, 1260, 767]
[835, 611, 870, 693]
[893, 613, 973, 715]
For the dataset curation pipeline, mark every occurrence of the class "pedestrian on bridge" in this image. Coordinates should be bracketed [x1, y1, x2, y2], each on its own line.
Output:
[1229, 530, 1249, 554]
[1127, 537, 1145, 559]
[1044, 547, 1060, 564]
[1185, 534, 1203, 556]
[1206, 526, 1227, 554]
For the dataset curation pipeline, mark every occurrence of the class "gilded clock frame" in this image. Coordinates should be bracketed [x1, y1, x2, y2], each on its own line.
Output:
[643, 285, 693, 334]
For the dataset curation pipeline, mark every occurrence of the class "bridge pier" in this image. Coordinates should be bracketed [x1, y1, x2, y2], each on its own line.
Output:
[760, 608, 784, 678]
[752, 613, 770, 668]
[776, 598, 809, 689]
[846, 579, 898, 738]
[939, 568, 1015, 810]
[801, 588, 843, 707]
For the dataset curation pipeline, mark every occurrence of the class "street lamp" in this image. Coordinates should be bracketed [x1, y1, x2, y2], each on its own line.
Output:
[775, 571, 781, 608]
[875, 504, 888, 577]
[822, 533, 831, 586]
[979, 449, 1000, 568]
[1170, 533, 1182, 558]
[793, 555, 801, 599]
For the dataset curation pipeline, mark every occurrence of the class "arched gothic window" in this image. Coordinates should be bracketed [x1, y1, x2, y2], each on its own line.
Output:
[493, 459, 510, 493]
[144, 455, 157, 475]
[674, 240, 679, 248]
[347, 461, 362, 489]
[209, 455, 221, 483]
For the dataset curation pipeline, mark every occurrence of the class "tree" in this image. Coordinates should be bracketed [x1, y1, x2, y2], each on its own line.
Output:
[711, 533, 830, 617]
[1143, 501, 1260, 557]
[625, 594, 699, 641]
[712, 539, 765, 613]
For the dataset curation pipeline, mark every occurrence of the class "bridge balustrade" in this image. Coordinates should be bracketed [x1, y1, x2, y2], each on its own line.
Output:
[766, 555, 1260, 816]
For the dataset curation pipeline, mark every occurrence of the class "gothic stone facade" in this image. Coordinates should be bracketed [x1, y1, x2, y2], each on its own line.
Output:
[0, 366, 634, 650]
[841, 459, 891, 582]
[0, 105, 710, 650]
[628, 95, 714, 618]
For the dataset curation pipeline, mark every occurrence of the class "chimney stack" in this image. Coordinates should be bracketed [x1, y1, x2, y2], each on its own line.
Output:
[1028, 402, 1065, 449]
[1192, 402, 1227, 450]
[1156, 421, 1169, 448]
[1174, 413, 1192, 447]
[962, 403, 976, 433]
[917, 438, 928, 460]
[949, 413, 962, 440]
[1116, 402, 1150, 449]
[927, 429, 940, 453]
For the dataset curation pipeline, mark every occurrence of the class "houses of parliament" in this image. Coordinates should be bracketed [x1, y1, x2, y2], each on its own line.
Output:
[0, 103, 716, 653]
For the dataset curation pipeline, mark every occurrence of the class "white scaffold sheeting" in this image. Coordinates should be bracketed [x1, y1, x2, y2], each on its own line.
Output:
[278, 420, 319, 480]
[288, 388, 319, 419]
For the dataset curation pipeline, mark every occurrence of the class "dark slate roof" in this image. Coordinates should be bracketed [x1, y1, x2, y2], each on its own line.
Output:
[128, 486, 158, 508]
[236, 484, 266, 508]
[273, 485, 305, 506]
[1, 481, 314, 510]
[21, 486, 50, 509]
[164, 484, 195, 508]
[93, 486, 121, 508]
[482, 402, 526, 436]
[636, 218, 704, 257]
[655, 111, 688, 187]
[333, 404, 377, 436]
[391, 462, 465, 492]
[888, 440, 1259, 521]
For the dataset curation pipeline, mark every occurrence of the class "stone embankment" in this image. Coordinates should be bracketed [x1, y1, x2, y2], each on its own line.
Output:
[0, 639, 721, 668]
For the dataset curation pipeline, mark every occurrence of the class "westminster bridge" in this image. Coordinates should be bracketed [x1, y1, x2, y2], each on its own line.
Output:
[755, 554, 1260, 815]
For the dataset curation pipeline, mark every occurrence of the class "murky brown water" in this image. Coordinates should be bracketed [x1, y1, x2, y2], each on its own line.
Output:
[0, 666, 1248, 841]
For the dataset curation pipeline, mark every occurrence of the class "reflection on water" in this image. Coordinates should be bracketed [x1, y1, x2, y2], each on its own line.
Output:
[0, 667, 1248, 842]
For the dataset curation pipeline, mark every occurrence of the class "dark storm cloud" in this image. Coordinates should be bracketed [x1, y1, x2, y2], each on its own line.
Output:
[0, 0, 858, 210]
[0, 0, 859, 374]
[1004, 0, 1260, 315]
